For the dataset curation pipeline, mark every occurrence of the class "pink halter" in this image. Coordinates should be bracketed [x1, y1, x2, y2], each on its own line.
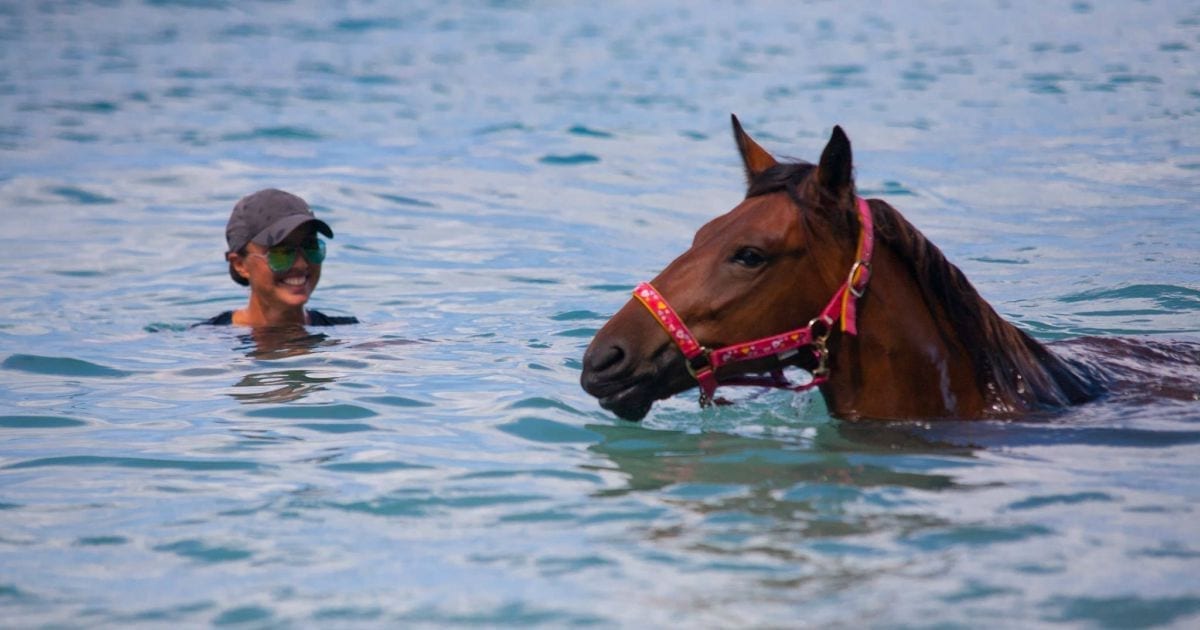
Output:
[633, 197, 875, 407]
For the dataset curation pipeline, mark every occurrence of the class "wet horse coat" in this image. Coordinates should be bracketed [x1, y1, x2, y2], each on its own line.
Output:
[581, 116, 1102, 421]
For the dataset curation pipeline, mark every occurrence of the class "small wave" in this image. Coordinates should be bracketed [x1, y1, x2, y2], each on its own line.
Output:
[75, 536, 128, 546]
[508, 396, 587, 415]
[539, 153, 600, 165]
[0, 415, 88, 428]
[145, 0, 230, 9]
[213, 606, 273, 625]
[374, 192, 438, 208]
[474, 122, 528, 136]
[46, 185, 116, 205]
[1006, 491, 1115, 511]
[293, 422, 378, 434]
[904, 523, 1053, 550]
[2, 354, 131, 378]
[1059, 284, 1200, 310]
[859, 180, 916, 197]
[220, 126, 322, 142]
[586, 283, 635, 293]
[498, 417, 601, 444]
[568, 125, 614, 138]
[359, 395, 433, 408]
[554, 327, 597, 338]
[243, 404, 378, 420]
[321, 461, 431, 473]
[334, 17, 406, 32]
[1042, 594, 1200, 627]
[154, 539, 252, 564]
[551, 310, 605, 321]
[3, 455, 262, 471]
[50, 100, 118, 114]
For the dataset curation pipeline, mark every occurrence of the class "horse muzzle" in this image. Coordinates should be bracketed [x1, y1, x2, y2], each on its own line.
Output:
[581, 309, 691, 421]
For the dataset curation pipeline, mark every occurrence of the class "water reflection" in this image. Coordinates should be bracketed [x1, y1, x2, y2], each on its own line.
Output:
[586, 423, 962, 497]
[230, 369, 336, 404]
[229, 326, 341, 404]
[235, 325, 342, 360]
[584, 423, 964, 549]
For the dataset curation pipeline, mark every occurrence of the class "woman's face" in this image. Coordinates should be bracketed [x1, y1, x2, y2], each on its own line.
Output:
[235, 224, 323, 309]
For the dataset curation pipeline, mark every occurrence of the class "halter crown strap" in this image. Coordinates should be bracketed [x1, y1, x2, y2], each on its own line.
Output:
[633, 197, 875, 407]
[840, 196, 874, 334]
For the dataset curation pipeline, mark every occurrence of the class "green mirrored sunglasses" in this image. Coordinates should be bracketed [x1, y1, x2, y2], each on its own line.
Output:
[251, 239, 326, 272]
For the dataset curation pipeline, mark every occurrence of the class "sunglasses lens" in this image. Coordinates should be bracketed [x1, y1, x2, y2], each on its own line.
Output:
[304, 240, 326, 265]
[261, 240, 325, 272]
[265, 248, 297, 272]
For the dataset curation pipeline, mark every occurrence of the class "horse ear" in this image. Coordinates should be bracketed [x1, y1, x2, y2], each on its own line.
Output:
[731, 114, 778, 185]
[817, 125, 854, 195]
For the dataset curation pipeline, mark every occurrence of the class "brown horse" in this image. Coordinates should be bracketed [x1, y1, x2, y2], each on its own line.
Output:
[581, 115, 1104, 422]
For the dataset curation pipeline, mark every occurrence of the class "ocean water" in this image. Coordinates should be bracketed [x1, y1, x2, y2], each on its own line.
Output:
[1, 1, 1198, 627]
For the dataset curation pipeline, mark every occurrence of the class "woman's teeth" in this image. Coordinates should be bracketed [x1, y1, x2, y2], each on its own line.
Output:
[282, 275, 307, 286]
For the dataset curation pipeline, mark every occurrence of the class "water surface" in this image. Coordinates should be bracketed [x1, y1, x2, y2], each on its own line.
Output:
[1, 1, 1198, 627]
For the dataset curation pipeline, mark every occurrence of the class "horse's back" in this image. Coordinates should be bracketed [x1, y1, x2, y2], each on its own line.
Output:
[1049, 336, 1200, 405]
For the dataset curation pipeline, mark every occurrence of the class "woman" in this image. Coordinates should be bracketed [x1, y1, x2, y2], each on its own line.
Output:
[198, 188, 357, 327]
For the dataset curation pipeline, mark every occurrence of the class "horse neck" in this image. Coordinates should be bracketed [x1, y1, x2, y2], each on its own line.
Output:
[816, 239, 987, 419]
[816, 205, 1094, 419]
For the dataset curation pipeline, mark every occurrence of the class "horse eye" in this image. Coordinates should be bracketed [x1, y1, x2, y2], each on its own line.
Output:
[731, 247, 768, 268]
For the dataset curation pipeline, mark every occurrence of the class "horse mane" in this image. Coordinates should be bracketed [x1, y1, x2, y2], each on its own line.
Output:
[747, 161, 1102, 411]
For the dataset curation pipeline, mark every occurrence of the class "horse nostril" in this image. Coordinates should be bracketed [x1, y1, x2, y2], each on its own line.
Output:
[587, 342, 628, 377]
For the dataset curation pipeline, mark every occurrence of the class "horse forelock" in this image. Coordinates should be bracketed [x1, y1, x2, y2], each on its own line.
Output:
[745, 161, 814, 199]
[746, 161, 855, 231]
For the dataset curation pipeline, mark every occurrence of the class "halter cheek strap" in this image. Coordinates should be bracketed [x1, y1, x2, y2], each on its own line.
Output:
[634, 197, 874, 407]
[633, 283, 722, 400]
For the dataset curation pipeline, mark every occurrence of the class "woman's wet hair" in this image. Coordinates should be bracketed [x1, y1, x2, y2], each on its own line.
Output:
[229, 247, 249, 286]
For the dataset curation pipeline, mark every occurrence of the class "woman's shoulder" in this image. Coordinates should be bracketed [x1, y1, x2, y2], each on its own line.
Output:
[192, 309, 357, 327]
[307, 309, 359, 326]
[193, 311, 235, 326]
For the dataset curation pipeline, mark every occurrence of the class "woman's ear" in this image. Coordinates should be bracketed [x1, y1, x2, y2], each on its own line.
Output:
[228, 252, 251, 282]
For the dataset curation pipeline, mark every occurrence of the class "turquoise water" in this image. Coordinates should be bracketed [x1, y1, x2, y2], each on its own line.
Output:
[2, 1, 1199, 627]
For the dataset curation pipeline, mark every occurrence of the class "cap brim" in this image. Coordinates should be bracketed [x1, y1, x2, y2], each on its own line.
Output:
[251, 216, 334, 247]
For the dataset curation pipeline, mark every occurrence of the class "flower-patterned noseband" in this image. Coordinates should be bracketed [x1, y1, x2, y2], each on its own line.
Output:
[633, 197, 875, 407]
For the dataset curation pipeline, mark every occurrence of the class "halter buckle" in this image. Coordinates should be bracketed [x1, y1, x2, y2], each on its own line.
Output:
[847, 260, 871, 298]
[685, 348, 713, 380]
[811, 335, 831, 379]
[688, 349, 716, 408]
[804, 315, 833, 380]
[807, 315, 834, 345]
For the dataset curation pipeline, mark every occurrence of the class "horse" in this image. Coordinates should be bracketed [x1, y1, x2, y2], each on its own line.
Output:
[580, 115, 1106, 422]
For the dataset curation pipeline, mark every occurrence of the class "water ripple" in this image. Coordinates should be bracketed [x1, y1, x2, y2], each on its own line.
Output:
[3, 455, 264, 471]
[539, 153, 600, 165]
[243, 404, 378, 420]
[497, 417, 601, 444]
[2, 354, 131, 378]
[154, 539, 253, 564]
[0, 415, 88, 428]
[0, 2, 1197, 627]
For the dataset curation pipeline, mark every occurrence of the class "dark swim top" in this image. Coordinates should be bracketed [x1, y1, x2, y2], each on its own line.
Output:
[195, 310, 359, 326]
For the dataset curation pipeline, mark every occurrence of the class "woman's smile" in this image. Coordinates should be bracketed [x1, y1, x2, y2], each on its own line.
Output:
[278, 271, 312, 293]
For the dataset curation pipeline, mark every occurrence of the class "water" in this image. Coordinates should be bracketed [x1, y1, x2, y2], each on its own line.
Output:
[1, 1, 1198, 627]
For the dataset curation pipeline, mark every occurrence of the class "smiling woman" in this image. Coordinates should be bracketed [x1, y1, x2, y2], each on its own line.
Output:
[195, 188, 358, 328]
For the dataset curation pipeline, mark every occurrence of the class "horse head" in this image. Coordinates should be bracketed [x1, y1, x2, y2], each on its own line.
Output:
[581, 116, 868, 421]
[582, 116, 1103, 422]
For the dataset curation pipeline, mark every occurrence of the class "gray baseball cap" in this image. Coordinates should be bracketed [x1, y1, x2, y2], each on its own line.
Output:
[225, 188, 333, 254]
